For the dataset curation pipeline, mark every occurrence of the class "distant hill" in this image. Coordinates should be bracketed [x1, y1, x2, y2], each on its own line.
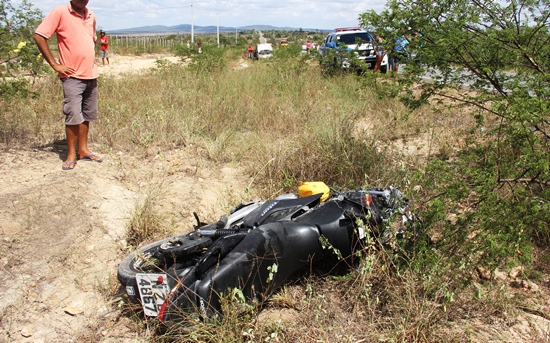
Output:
[106, 24, 329, 35]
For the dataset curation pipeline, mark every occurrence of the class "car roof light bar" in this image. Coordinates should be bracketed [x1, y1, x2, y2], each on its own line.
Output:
[334, 26, 362, 32]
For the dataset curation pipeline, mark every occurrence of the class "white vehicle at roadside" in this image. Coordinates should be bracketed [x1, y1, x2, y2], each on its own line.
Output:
[254, 43, 273, 60]
[320, 27, 388, 72]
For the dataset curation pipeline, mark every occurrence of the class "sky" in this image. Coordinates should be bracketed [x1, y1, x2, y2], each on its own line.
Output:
[18, 0, 387, 31]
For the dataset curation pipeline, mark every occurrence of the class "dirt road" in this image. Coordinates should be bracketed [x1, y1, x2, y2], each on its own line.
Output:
[96, 53, 182, 76]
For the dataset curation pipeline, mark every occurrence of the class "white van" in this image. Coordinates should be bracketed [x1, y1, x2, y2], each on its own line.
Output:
[254, 43, 273, 59]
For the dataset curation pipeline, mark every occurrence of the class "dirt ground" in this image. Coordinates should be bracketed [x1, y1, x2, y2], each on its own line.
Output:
[96, 53, 183, 76]
[1, 54, 549, 343]
[0, 143, 252, 343]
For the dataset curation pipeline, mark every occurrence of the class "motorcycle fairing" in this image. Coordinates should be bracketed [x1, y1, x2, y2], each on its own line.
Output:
[163, 221, 322, 322]
[241, 193, 323, 227]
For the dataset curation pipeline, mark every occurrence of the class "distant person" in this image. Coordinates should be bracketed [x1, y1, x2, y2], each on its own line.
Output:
[186, 40, 190, 49]
[391, 35, 409, 72]
[373, 35, 386, 73]
[99, 31, 109, 66]
[247, 44, 254, 59]
[197, 40, 202, 53]
[306, 40, 311, 53]
[33, 0, 103, 170]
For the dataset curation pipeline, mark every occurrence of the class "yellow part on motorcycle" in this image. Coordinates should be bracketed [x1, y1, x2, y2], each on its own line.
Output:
[298, 182, 330, 202]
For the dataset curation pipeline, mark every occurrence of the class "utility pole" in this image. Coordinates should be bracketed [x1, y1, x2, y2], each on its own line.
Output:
[216, 14, 219, 47]
[191, 0, 194, 43]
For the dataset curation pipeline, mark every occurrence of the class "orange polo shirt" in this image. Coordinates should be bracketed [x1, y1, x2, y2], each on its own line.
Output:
[35, 2, 98, 79]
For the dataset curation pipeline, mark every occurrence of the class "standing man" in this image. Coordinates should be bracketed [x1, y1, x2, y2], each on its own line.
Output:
[33, 0, 102, 170]
[99, 31, 109, 66]
[391, 35, 409, 73]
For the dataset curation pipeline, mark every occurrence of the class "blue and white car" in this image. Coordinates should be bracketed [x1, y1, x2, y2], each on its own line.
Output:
[320, 27, 388, 72]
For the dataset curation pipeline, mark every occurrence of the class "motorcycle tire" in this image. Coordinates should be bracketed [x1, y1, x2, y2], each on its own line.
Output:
[117, 233, 212, 301]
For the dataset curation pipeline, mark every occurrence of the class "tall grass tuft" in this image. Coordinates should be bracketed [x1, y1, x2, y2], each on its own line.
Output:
[126, 186, 173, 246]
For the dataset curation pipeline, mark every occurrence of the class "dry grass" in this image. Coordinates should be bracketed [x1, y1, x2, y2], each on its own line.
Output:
[1, 54, 471, 179]
[125, 184, 176, 247]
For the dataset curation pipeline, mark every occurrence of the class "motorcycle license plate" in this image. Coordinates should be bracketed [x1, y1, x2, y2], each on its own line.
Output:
[136, 273, 170, 317]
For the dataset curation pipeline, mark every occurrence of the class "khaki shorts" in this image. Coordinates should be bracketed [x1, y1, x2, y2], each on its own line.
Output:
[61, 78, 98, 125]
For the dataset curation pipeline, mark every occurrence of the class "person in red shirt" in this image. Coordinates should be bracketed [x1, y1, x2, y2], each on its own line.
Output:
[247, 44, 254, 59]
[33, 0, 103, 170]
[99, 31, 109, 66]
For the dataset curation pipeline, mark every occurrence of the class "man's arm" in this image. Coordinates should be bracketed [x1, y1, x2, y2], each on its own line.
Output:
[33, 33, 74, 77]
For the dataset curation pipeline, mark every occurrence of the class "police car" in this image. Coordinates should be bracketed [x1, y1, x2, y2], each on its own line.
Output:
[320, 27, 388, 72]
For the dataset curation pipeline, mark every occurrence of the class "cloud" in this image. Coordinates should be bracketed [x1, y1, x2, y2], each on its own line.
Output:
[19, 0, 386, 31]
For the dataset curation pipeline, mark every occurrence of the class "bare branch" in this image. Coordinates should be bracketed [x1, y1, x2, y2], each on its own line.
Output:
[499, 178, 550, 186]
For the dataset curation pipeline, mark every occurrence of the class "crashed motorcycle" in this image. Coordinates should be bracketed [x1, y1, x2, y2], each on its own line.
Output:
[117, 183, 417, 326]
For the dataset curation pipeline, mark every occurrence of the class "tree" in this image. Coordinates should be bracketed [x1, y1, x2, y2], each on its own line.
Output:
[1, 0, 43, 97]
[360, 0, 550, 272]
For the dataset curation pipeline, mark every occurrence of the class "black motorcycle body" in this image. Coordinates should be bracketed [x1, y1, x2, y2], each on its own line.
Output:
[117, 187, 412, 325]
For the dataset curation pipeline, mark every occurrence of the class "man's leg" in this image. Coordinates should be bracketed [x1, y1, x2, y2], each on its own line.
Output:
[64, 124, 79, 169]
[78, 79, 101, 161]
[76, 121, 101, 161]
[77, 121, 90, 158]
[62, 77, 84, 170]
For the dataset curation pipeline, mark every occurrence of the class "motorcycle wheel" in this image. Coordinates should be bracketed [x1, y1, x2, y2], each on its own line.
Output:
[117, 233, 212, 301]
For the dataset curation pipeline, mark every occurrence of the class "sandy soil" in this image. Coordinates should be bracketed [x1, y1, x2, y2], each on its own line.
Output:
[0, 144, 251, 343]
[97, 53, 183, 77]
[1, 54, 549, 343]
